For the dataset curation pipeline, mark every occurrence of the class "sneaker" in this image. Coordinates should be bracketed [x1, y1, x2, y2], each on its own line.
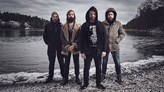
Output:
[96, 84, 106, 89]
[80, 84, 88, 90]
[44, 78, 52, 83]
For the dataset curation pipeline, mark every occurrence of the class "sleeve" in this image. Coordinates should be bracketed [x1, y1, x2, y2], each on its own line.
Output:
[43, 25, 50, 45]
[72, 26, 81, 48]
[116, 22, 126, 43]
[102, 23, 107, 52]
[60, 28, 70, 49]
[79, 25, 84, 53]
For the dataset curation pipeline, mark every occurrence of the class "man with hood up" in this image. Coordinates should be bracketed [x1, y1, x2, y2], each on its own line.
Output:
[60, 10, 81, 85]
[101, 8, 125, 84]
[80, 6, 107, 90]
[43, 11, 64, 83]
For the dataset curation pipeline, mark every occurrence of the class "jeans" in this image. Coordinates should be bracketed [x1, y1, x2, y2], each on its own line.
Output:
[102, 50, 121, 75]
[64, 53, 80, 81]
[48, 46, 64, 79]
[83, 47, 102, 86]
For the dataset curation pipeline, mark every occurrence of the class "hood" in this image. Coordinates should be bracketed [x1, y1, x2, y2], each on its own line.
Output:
[85, 6, 98, 23]
[105, 8, 117, 22]
[50, 11, 60, 22]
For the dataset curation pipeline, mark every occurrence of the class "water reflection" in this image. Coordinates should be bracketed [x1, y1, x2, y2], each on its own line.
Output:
[0, 29, 43, 37]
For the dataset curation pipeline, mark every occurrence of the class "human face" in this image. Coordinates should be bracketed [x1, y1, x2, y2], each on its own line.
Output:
[67, 11, 75, 23]
[107, 12, 114, 21]
[89, 10, 96, 22]
[51, 14, 58, 22]
[68, 11, 75, 19]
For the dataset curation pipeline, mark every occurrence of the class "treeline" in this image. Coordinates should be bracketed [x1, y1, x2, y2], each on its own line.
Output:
[125, 0, 164, 30]
[0, 12, 49, 28]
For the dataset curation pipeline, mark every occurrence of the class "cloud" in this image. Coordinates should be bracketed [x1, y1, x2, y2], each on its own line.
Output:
[0, 0, 146, 24]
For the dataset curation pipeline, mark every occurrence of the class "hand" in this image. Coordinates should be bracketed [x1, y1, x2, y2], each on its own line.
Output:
[101, 52, 106, 58]
[81, 53, 86, 59]
[68, 45, 75, 52]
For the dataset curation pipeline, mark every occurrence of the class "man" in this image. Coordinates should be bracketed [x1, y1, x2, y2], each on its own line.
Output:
[101, 8, 125, 84]
[43, 11, 64, 83]
[60, 10, 81, 85]
[80, 6, 107, 90]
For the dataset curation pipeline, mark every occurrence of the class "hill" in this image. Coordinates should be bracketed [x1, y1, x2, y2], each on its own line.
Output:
[0, 12, 49, 29]
[125, 0, 164, 31]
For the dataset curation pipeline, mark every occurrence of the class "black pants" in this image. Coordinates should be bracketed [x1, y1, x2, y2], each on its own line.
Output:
[83, 47, 101, 86]
[64, 53, 80, 81]
[48, 45, 64, 79]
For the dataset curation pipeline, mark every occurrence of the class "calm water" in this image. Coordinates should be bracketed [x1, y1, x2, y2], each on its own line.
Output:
[0, 29, 163, 74]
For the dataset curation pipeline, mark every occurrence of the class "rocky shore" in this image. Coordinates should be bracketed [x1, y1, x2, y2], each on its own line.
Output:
[0, 56, 164, 92]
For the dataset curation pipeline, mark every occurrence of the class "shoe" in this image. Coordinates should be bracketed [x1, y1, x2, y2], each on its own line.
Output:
[96, 84, 106, 89]
[80, 84, 88, 90]
[44, 78, 52, 83]
[75, 77, 82, 85]
[115, 74, 123, 84]
[75, 79, 82, 85]
[101, 74, 106, 82]
[60, 80, 68, 86]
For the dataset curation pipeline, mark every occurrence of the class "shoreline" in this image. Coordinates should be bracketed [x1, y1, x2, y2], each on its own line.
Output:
[0, 55, 164, 91]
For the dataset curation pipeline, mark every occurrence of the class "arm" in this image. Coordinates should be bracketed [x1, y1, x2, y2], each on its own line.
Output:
[60, 29, 70, 49]
[72, 27, 81, 48]
[43, 25, 50, 45]
[79, 25, 85, 54]
[116, 22, 126, 43]
[101, 23, 107, 57]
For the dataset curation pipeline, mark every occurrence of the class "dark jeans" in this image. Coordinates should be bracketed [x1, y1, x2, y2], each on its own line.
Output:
[64, 53, 80, 81]
[102, 50, 121, 75]
[83, 47, 101, 86]
[47, 45, 64, 79]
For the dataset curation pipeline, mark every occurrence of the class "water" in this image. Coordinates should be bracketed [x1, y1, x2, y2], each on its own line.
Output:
[0, 29, 163, 74]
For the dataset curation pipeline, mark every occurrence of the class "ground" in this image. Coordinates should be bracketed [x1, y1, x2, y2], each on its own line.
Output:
[0, 56, 164, 92]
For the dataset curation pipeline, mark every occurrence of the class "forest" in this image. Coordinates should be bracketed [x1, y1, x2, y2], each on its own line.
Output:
[125, 0, 164, 31]
[0, 12, 49, 29]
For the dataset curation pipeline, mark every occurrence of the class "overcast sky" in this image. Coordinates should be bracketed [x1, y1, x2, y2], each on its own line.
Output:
[0, 0, 146, 24]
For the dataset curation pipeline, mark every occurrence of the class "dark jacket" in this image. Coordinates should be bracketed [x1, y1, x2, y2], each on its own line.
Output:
[43, 20, 62, 55]
[80, 6, 107, 56]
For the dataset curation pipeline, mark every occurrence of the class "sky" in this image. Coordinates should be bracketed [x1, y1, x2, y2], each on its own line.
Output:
[0, 0, 146, 24]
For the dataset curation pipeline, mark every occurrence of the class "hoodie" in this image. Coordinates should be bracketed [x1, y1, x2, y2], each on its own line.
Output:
[80, 6, 107, 55]
[103, 8, 125, 52]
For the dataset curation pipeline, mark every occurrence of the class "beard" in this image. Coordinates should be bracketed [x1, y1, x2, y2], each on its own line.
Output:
[107, 17, 114, 24]
[108, 17, 114, 22]
[67, 17, 75, 23]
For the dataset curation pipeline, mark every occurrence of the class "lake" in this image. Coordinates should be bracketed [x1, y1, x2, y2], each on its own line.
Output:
[0, 29, 163, 74]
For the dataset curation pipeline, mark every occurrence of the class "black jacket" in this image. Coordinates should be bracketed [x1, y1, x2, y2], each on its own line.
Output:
[80, 6, 107, 55]
[43, 21, 62, 47]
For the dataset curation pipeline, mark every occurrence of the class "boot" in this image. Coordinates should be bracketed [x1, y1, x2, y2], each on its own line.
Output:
[75, 76, 82, 85]
[44, 77, 53, 83]
[96, 83, 106, 89]
[115, 74, 123, 84]
[60, 79, 68, 86]
[101, 74, 106, 82]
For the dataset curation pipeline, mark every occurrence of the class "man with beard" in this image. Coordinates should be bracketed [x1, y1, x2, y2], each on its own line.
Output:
[60, 10, 81, 85]
[43, 11, 64, 83]
[101, 8, 125, 84]
[80, 6, 107, 90]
